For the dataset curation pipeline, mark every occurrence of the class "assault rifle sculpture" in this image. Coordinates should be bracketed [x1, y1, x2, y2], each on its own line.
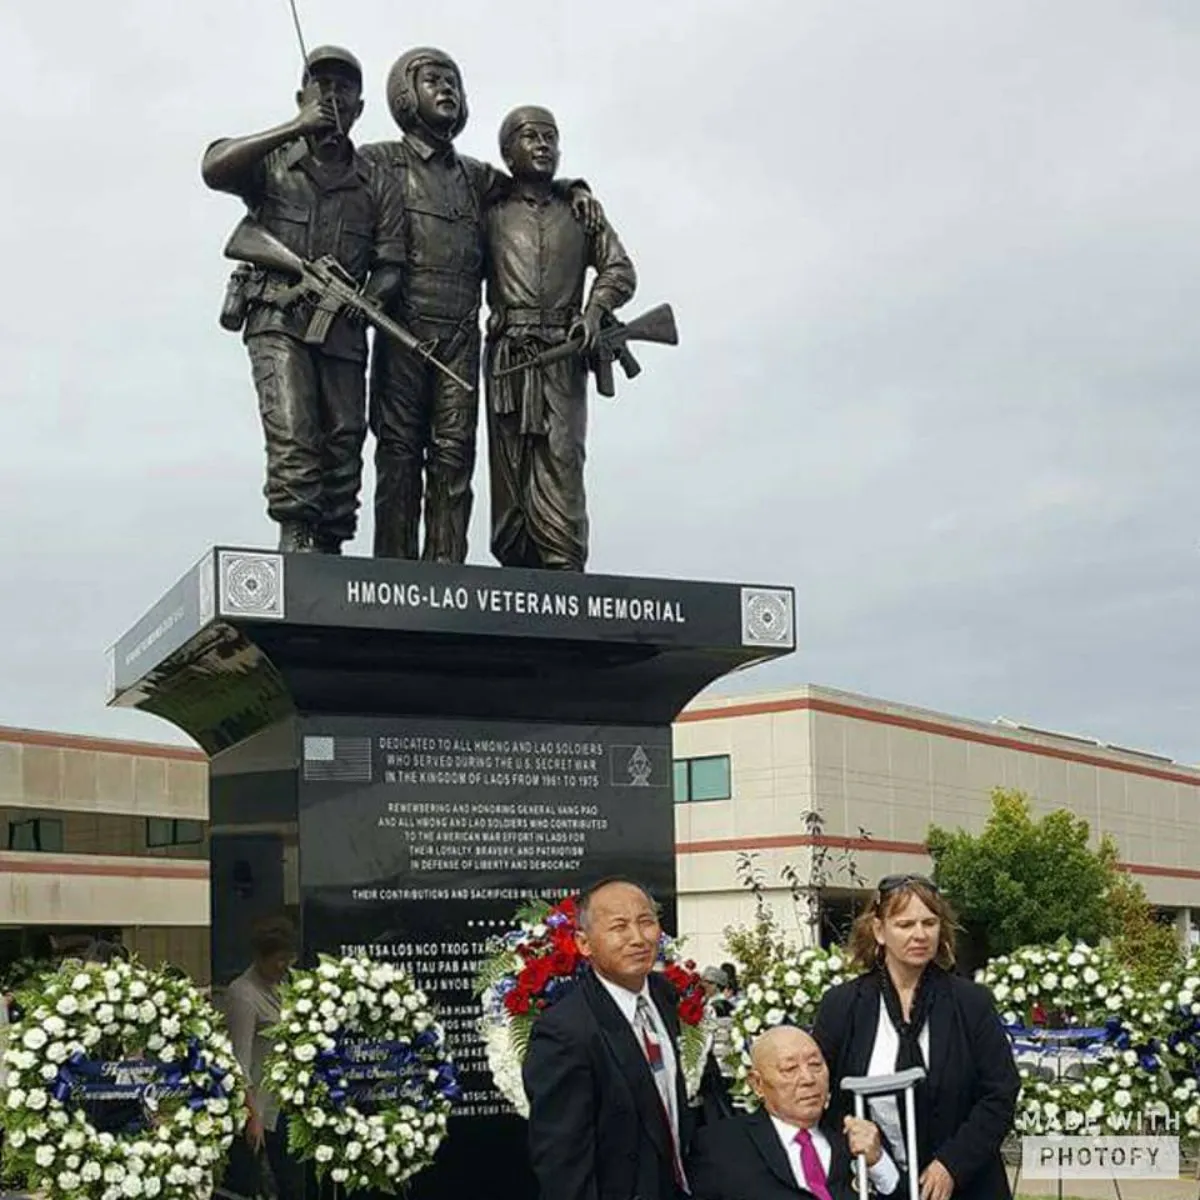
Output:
[224, 219, 474, 393]
[491, 303, 678, 398]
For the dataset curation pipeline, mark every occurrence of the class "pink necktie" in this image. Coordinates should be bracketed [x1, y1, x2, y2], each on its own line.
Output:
[794, 1129, 833, 1200]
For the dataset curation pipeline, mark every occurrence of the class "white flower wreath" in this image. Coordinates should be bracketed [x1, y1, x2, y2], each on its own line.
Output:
[977, 939, 1171, 1135]
[263, 954, 459, 1195]
[1155, 950, 1200, 1134]
[726, 946, 852, 1108]
[0, 958, 245, 1200]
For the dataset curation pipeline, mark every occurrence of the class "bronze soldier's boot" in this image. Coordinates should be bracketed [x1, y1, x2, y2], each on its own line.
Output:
[278, 521, 317, 553]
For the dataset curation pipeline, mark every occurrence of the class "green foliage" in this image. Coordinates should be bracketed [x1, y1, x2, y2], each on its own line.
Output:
[1106, 868, 1182, 990]
[507, 1011, 535, 1061]
[927, 789, 1118, 957]
[472, 947, 521, 997]
[722, 853, 798, 984]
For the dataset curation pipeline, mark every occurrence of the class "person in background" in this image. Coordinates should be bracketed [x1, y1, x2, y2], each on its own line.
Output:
[812, 876, 1018, 1200]
[700, 966, 733, 1017]
[220, 915, 301, 1198]
[688, 1025, 898, 1200]
[720, 962, 740, 1004]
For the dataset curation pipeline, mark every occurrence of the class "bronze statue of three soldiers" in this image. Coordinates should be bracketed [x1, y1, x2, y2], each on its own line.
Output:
[204, 44, 674, 573]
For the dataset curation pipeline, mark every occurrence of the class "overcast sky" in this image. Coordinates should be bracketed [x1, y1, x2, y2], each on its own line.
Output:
[1, 1, 1197, 761]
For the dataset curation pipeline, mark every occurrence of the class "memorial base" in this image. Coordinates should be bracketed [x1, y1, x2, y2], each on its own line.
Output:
[109, 549, 795, 1200]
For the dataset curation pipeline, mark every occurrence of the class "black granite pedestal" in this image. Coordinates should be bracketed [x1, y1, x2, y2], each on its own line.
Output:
[107, 548, 795, 1200]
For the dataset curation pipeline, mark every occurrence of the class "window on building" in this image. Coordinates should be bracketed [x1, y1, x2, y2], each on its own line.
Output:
[673, 755, 731, 802]
[8, 818, 64, 852]
[146, 818, 205, 848]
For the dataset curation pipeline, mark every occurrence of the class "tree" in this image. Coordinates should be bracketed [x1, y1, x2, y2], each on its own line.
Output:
[1106, 866, 1182, 990]
[927, 788, 1117, 957]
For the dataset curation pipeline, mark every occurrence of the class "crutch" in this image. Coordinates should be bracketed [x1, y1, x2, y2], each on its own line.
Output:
[841, 1066, 926, 1200]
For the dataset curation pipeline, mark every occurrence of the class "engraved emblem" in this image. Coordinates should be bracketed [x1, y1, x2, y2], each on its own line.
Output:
[627, 745, 653, 787]
[740, 587, 794, 648]
[218, 551, 285, 620]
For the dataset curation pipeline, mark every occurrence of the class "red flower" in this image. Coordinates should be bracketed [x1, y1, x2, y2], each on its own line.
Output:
[557, 895, 579, 921]
[679, 995, 705, 1026]
[663, 965, 691, 992]
[504, 987, 532, 1016]
[521, 955, 555, 995]
[548, 945, 577, 976]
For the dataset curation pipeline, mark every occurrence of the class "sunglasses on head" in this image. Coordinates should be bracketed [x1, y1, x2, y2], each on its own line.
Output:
[877, 874, 939, 897]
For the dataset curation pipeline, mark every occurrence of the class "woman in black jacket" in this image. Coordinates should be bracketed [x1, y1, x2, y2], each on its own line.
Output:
[812, 875, 1018, 1200]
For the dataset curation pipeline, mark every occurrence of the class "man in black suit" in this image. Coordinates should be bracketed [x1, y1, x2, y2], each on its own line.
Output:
[523, 878, 690, 1200]
[688, 1026, 900, 1200]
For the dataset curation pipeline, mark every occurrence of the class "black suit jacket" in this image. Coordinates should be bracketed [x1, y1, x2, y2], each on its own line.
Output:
[812, 970, 1020, 1200]
[523, 968, 693, 1200]
[688, 1107, 885, 1200]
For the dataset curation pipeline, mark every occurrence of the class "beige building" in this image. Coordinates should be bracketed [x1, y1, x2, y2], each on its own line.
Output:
[675, 684, 1200, 966]
[3, 682, 1197, 983]
[0, 725, 210, 982]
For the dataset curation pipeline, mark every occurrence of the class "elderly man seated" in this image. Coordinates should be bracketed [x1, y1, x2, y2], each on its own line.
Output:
[687, 1025, 900, 1199]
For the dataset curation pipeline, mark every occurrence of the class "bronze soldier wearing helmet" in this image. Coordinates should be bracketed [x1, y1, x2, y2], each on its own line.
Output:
[360, 49, 602, 563]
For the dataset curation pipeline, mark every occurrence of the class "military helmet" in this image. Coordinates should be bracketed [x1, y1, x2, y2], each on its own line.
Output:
[386, 46, 468, 138]
[498, 105, 558, 156]
[302, 45, 363, 85]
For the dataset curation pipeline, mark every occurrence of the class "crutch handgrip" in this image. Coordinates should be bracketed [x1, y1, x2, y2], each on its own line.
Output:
[841, 1068, 927, 1200]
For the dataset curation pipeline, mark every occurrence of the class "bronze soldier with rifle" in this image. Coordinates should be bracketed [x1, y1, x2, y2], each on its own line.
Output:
[202, 45, 409, 554]
[485, 106, 675, 572]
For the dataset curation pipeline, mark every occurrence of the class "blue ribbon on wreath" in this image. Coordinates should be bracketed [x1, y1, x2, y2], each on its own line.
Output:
[1004, 1020, 1162, 1072]
[50, 1037, 231, 1115]
[312, 1036, 460, 1113]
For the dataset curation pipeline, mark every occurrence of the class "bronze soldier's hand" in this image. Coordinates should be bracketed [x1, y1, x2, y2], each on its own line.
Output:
[569, 308, 603, 353]
[571, 191, 605, 235]
[296, 87, 339, 135]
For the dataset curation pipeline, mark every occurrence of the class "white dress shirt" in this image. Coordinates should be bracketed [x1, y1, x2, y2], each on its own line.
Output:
[595, 972, 681, 1140]
[768, 1112, 900, 1196]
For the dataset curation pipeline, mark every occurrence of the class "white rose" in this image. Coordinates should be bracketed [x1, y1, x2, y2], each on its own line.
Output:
[40, 1063, 58, 1081]
[35, 1144, 56, 1167]
[43, 1015, 67, 1037]
[26, 1088, 48, 1111]
[332, 1167, 350, 1183]
[46, 1041, 69, 1064]
[347, 1141, 363, 1160]
[143, 1178, 162, 1198]
[315, 1146, 335, 1163]
[138, 1001, 157, 1024]
[58, 1171, 82, 1192]
[310, 1109, 327, 1127]
[294, 1043, 317, 1063]
[22, 1028, 48, 1050]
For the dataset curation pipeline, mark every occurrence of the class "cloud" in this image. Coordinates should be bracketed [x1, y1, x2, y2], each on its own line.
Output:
[0, 0, 1196, 762]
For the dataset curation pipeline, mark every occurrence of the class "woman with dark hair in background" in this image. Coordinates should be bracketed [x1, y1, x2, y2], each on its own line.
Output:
[812, 876, 1018, 1200]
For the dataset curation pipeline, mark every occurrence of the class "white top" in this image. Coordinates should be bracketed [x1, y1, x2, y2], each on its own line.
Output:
[221, 966, 283, 1132]
[595, 972, 681, 1139]
[768, 1112, 900, 1195]
[864, 1001, 930, 1169]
